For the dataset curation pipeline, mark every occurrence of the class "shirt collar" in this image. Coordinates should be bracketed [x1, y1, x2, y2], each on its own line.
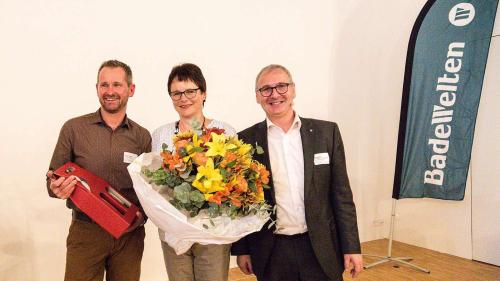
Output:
[266, 112, 301, 131]
[88, 108, 130, 129]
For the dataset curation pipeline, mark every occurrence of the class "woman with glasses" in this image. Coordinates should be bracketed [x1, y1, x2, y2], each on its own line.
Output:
[151, 63, 235, 281]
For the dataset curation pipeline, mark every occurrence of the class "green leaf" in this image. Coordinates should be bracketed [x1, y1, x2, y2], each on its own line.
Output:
[255, 143, 265, 155]
[162, 143, 169, 152]
[173, 182, 192, 204]
[220, 168, 228, 178]
[179, 147, 188, 157]
[248, 181, 257, 192]
[189, 146, 204, 153]
[267, 220, 276, 229]
[190, 119, 202, 131]
[189, 190, 205, 203]
[179, 165, 193, 179]
[143, 167, 183, 187]
[208, 203, 220, 218]
[193, 200, 205, 209]
[185, 174, 196, 182]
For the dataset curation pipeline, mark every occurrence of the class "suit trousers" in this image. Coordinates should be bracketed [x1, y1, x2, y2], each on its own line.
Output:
[161, 240, 230, 281]
[263, 232, 340, 281]
[64, 217, 145, 281]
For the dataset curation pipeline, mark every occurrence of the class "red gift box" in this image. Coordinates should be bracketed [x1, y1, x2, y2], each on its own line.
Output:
[53, 162, 139, 239]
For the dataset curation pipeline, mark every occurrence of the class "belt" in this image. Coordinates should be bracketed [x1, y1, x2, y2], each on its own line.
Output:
[72, 210, 94, 223]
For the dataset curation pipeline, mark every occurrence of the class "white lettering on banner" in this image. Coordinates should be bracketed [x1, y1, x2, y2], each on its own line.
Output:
[424, 42, 465, 186]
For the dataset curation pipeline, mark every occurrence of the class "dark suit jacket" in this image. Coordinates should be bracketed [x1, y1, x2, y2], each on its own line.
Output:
[231, 117, 361, 281]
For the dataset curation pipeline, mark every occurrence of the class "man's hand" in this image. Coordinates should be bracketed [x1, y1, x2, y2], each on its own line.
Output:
[344, 253, 363, 278]
[47, 170, 77, 199]
[237, 255, 254, 275]
[125, 211, 145, 233]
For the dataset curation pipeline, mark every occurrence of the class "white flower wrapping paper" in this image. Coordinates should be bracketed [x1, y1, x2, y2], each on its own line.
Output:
[128, 152, 270, 255]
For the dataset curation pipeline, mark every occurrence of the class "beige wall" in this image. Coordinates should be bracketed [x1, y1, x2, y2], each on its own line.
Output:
[330, 0, 499, 261]
[0, 0, 334, 280]
[1, 0, 498, 280]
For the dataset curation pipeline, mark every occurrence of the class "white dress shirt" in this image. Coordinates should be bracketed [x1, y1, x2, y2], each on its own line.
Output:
[267, 114, 307, 235]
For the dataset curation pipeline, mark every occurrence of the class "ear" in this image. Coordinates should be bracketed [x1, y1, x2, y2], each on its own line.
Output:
[129, 83, 136, 97]
[290, 85, 296, 100]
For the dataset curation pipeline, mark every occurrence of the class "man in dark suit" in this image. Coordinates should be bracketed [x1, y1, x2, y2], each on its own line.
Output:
[231, 64, 363, 281]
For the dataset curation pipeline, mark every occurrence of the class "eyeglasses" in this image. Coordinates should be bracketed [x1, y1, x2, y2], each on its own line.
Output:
[169, 88, 200, 101]
[257, 83, 293, 97]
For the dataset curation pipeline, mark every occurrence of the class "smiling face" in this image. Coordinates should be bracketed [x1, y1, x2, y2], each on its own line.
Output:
[169, 77, 206, 119]
[96, 67, 135, 114]
[255, 68, 295, 120]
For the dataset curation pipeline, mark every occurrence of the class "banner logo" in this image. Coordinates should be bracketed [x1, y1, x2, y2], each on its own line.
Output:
[449, 3, 475, 26]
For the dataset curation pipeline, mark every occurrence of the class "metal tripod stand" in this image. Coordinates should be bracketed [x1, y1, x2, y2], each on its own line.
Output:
[363, 199, 430, 273]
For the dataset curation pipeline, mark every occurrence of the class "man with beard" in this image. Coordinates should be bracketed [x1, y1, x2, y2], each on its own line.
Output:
[232, 64, 363, 281]
[46, 60, 151, 281]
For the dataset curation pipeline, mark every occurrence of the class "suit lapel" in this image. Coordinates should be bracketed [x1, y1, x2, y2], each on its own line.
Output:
[300, 118, 315, 205]
[254, 121, 276, 205]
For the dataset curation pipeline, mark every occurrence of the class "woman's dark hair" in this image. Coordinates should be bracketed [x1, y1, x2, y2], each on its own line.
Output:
[167, 63, 206, 94]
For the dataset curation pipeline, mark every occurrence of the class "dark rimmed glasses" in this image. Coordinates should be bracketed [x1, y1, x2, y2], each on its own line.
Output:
[169, 88, 200, 101]
[257, 83, 294, 97]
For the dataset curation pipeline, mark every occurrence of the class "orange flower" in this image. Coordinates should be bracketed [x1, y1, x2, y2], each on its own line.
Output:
[200, 128, 226, 143]
[222, 184, 232, 196]
[230, 197, 242, 207]
[234, 176, 248, 193]
[192, 152, 208, 166]
[252, 162, 270, 184]
[207, 194, 222, 205]
[161, 151, 182, 171]
[200, 133, 211, 143]
[259, 166, 270, 184]
[220, 152, 238, 168]
[174, 139, 189, 151]
[207, 191, 227, 205]
[256, 183, 263, 194]
[205, 127, 226, 136]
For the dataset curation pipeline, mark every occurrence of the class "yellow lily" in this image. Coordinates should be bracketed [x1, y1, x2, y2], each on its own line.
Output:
[182, 133, 204, 162]
[205, 132, 236, 157]
[257, 191, 264, 202]
[192, 158, 225, 194]
[237, 143, 252, 156]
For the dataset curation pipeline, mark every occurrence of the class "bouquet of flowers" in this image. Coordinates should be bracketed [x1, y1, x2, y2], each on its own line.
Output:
[127, 128, 271, 254]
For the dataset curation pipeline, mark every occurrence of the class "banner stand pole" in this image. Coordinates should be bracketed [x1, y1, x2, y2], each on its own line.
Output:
[362, 199, 430, 273]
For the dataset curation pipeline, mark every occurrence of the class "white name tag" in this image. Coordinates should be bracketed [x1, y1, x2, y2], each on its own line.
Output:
[123, 152, 138, 164]
[314, 153, 330, 165]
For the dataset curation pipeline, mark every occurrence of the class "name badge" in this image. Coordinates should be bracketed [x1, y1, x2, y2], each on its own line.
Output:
[314, 153, 330, 165]
[123, 152, 138, 164]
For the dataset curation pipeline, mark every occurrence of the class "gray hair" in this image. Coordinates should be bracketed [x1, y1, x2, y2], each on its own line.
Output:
[255, 64, 294, 91]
